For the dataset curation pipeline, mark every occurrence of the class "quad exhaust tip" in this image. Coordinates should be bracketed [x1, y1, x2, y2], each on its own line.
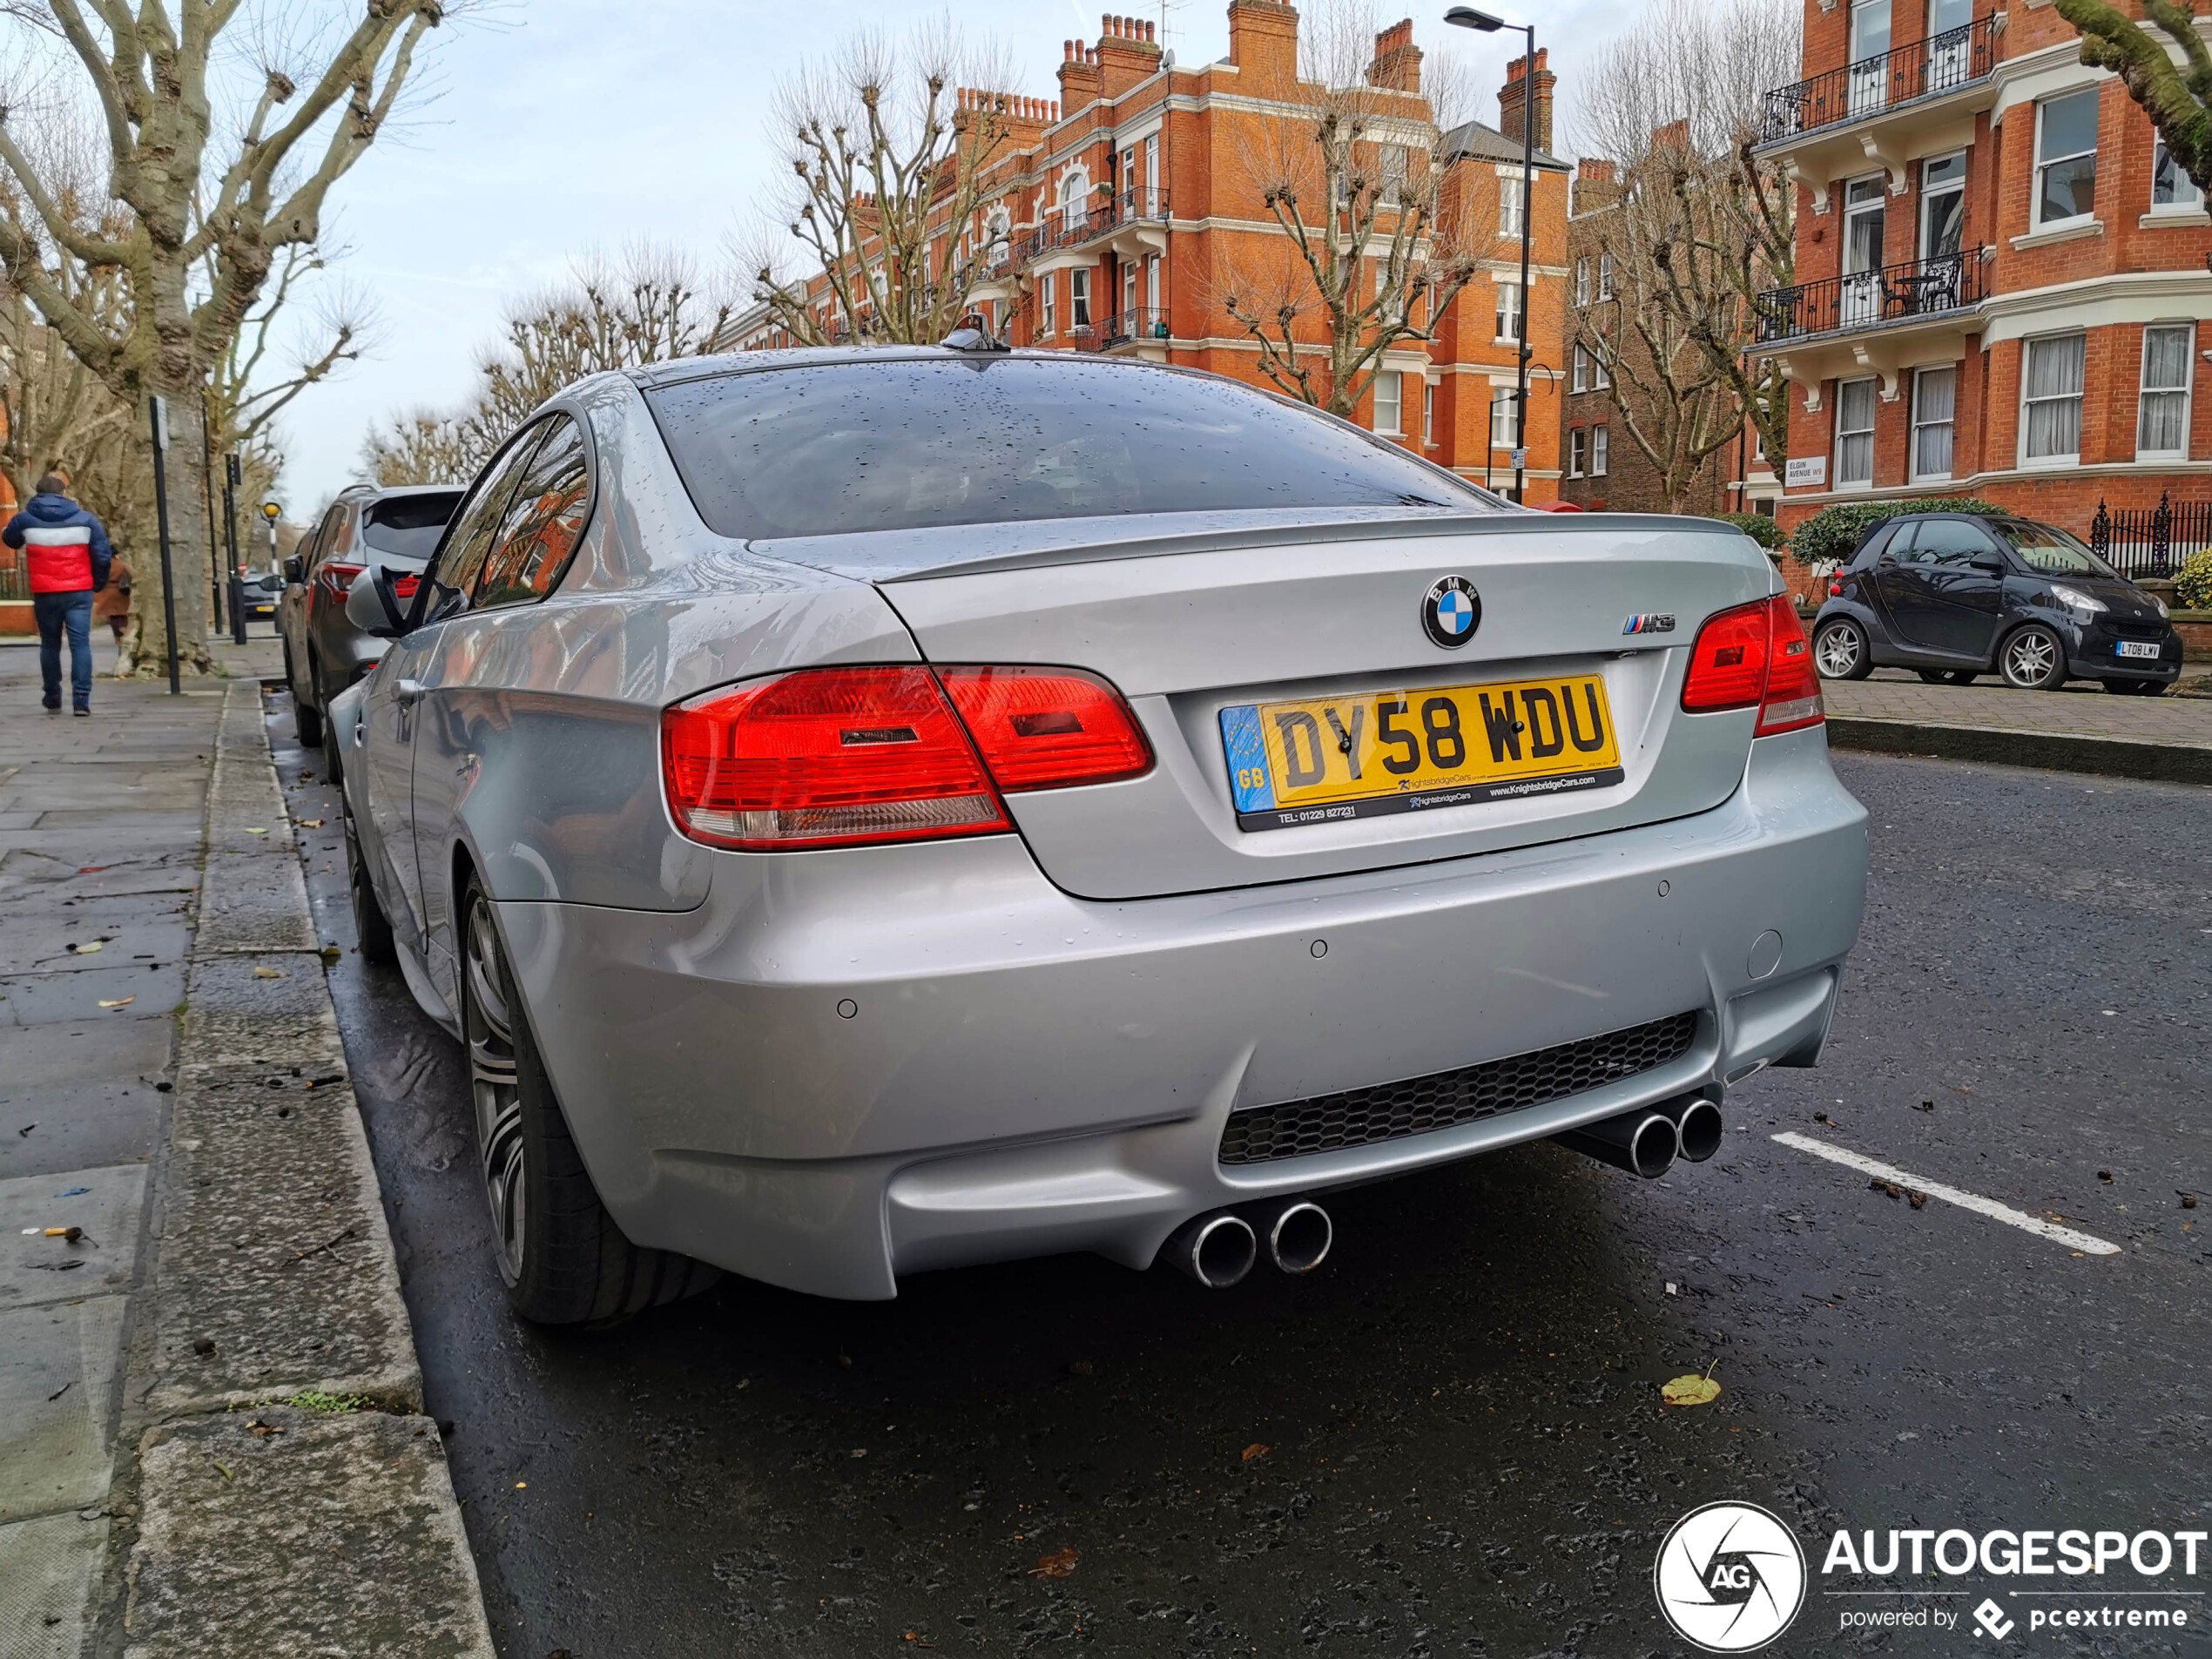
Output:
[1267, 1201, 1332, 1273]
[1166, 1211, 1258, 1289]
[1670, 1096, 1724, 1163]
[1554, 1109, 1681, 1180]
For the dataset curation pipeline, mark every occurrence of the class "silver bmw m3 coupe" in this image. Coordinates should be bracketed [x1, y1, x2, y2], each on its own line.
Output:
[332, 345, 1868, 1323]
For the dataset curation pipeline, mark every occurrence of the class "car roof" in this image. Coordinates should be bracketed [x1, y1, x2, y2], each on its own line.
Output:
[334, 482, 468, 506]
[625, 344, 1197, 392]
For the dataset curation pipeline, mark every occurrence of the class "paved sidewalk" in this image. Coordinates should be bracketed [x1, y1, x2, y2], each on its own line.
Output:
[1824, 669, 2212, 783]
[0, 643, 239, 1656]
[0, 635, 489, 1659]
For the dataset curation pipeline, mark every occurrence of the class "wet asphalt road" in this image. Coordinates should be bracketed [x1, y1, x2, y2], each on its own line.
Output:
[263, 691, 2209, 1659]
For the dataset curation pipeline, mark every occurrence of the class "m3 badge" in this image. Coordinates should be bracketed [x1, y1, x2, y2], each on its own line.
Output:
[1622, 613, 1676, 636]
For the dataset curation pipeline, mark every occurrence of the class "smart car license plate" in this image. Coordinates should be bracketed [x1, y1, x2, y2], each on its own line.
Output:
[1220, 674, 1625, 832]
[2115, 640, 2161, 660]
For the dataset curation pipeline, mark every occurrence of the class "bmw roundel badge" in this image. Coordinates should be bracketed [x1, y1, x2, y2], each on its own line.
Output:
[1421, 575, 1481, 649]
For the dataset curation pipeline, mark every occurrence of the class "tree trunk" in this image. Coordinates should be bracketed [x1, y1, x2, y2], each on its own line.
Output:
[120, 399, 217, 678]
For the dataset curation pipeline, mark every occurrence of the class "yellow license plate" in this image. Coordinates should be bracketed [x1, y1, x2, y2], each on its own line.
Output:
[1220, 673, 1624, 832]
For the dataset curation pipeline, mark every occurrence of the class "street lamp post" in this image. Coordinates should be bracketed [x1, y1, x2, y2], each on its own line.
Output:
[1445, 7, 1536, 504]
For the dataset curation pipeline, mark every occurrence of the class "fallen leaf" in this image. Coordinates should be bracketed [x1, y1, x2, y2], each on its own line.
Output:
[1908, 1190, 1928, 1210]
[71, 940, 103, 954]
[299, 819, 325, 828]
[1027, 1547, 1080, 1578]
[1662, 1364, 1722, 1407]
[77, 866, 106, 874]
[320, 946, 341, 966]
[243, 827, 268, 836]
[248, 1420, 284, 1438]
[1241, 1442, 1270, 1461]
[253, 967, 282, 979]
[515, 1481, 528, 1489]
[1869, 1177, 1903, 1201]
[98, 996, 135, 1008]
[212, 1460, 234, 1480]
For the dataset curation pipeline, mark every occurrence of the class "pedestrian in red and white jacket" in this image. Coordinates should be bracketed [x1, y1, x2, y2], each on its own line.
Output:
[3, 473, 115, 715]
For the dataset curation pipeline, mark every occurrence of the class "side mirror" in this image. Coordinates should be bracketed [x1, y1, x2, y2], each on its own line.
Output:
[283, 555, 304, 584]
[1969, 555, 2006, 574]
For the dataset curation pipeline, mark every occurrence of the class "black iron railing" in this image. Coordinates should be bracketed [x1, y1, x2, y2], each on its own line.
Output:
[1753, 250, 1986, 344]
[0, 563, 28, 602]
[1757, 16, 2000, 145]
[2088, 492, 2212, 580]
[1015, 186, 1170, 264]
[1069, 308, 1171, 351]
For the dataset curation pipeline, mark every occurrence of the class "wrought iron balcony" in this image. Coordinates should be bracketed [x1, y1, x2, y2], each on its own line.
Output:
[1018, 187, 1171, 262]
[1069, 308, 1172, 351]
[1752, 251, 1986, 345]
[1757, 16, 2000, 146]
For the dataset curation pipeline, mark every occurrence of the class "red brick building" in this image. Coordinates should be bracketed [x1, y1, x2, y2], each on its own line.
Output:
[726, 6, 1571, 500]
[1757, 0, 2212, 537]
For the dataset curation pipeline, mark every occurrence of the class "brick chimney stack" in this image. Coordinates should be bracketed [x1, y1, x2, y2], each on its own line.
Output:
[1497, 48, 1554, 154]
[1059, 37, 1103, 113]
[1366, 18, 1421, 94]
[1573, 158, 1621, 215]
[1096, 14, 1163, 98]
[1227, 0, 1299, 90]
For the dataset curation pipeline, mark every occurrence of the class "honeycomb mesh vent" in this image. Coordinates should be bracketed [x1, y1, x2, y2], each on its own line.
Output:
[1217, 1010, 1699, 1166]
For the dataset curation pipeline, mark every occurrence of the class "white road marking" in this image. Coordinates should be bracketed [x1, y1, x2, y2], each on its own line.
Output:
[1770, 1133, 2122, 1257]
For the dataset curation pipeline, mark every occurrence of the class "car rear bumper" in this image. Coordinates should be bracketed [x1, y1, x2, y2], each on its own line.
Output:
[499, 725, 1868, 1299]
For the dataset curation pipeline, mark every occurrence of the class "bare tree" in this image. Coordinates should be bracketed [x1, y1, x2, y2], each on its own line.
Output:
[361, 247, 733, 484]
[1211, 5, 1495, 419]
[2054, 0, 2212, 196]
[0, 0, 446, 674]
[361, 408, 474, 488]
[745, 23, 1025, 347]
[1575, 0, 1802, 477]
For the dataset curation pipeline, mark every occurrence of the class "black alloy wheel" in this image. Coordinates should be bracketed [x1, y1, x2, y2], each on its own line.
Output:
[459, 879, 718, 1325]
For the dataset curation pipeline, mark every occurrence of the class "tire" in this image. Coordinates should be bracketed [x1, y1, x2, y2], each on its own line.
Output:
[344, 806, 397, 968]
[1813, 617, 1873, 681]
[293, 674, 324, 748]
[461, 879, 719, 1324]
[1997, 624, 2067, 691]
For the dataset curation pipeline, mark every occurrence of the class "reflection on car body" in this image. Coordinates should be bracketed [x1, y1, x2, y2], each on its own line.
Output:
[331, 347, 1868, 1324]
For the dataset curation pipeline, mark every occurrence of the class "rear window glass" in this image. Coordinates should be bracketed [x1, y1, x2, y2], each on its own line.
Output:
[361, 491, 463, 559]
[644, 359, 1502, 541]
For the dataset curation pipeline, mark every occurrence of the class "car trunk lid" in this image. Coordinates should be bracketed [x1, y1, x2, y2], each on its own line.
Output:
[773, 511, 1777, 900]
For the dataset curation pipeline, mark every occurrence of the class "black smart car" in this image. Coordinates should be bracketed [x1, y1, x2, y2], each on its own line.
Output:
[1811, 512, 2182, 694]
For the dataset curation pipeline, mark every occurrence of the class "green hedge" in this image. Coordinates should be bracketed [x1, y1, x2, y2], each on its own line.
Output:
[1714, 511, 1784, 550]
[1786, 496, 2007, 568]
[2176, 549, 2212, 610]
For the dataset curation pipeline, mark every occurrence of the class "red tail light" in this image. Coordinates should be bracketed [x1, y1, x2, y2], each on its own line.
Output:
[1828, 581, 1845, 597]
[663, 665, 1154, 851]
[937, 667, 1152, 791]
[1757, 595, 1823, 735]
[1680, 594, 1824, 736]
[392, 575, 421, 601]
[314, 561, 364, 599]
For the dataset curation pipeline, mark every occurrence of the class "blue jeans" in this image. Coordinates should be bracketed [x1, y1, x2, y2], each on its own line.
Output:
[33, 590, 95, 710]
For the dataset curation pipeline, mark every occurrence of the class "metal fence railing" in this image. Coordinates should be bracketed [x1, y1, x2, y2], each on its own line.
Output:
[2087, 493, 2211, 581]
[1753, 250, 1986, 345]
[1069, 308, 1171, 351]
[1757, 16, 2000, 145]
[0, 562, 29, 602]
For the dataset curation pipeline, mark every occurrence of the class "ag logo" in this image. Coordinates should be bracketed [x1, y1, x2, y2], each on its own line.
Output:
[1421, 575, 1480, 649]
[1653, 1501, 1807, 1652]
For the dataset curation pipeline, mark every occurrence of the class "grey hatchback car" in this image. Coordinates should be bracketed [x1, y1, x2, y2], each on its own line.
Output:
[279, 482, 462, 745]
[330, 348, 1868, 1324]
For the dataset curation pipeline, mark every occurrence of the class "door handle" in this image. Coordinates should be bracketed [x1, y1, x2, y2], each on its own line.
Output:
[395, 678, 426, 705]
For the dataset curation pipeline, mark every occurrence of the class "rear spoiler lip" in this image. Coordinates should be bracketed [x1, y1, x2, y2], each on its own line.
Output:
[751, 508, 1750, 585]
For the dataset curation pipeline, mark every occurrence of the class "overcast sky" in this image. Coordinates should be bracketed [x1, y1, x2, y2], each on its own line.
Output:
[275, 0, 1617, 515]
